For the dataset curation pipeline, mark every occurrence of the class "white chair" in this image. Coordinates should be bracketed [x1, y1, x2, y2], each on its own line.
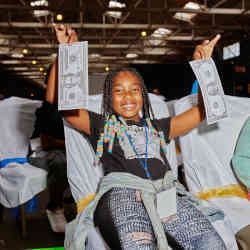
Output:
[64, 93, 238, 249]
[174, 94, 250, 248]
[0, 97, 47, 237]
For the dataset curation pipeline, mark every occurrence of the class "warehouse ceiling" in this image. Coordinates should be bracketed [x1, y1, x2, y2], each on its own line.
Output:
[0, 0, 250, 87]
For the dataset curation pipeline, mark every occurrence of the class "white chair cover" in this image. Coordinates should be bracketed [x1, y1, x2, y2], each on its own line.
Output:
[64, 94, 177, 249]
[174, 94, 250, 246]
[0, 97, 47, 208]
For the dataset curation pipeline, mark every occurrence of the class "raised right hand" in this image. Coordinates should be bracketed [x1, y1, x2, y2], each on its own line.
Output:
[53, 23, 78, 44]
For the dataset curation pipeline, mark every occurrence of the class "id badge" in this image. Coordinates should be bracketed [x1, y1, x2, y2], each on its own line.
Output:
[156, 187, 177, 219]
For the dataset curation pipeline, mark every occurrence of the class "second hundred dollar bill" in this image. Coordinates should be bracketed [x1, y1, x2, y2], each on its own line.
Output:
[58, 41, 88, 110]
[190, 58, 229, 125]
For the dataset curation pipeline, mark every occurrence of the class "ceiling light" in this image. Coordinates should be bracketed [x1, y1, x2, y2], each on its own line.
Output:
[44, 72, 47, 76]
[141, 31, 147, 37]
[22, 49, 28, 54]
[174, 2, 201, 22]
[105, 66, 110, 72]
[185, 2, 201, 10]
[32, 60, 37, 65]
[40, 67, 44, 72]
[109, 1, 126, 8]
[105, 1, 125, 19]
[51, 53, 57, 58]
[11, 53, 24, 58]
[30, 0, 49, 17]
[105, 11, 122, 19]
[126, 53, 138, 59]
[152, 28, 172, 38]
[89, 53, 101, 59]
[148, 28, 172, 46]
[56, 14, 63, 21]
[30, 0, 48, 7]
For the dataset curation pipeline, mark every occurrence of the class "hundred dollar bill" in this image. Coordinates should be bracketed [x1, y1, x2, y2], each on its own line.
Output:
[190, 58, 229, 125]
[58, 41, 88, 110]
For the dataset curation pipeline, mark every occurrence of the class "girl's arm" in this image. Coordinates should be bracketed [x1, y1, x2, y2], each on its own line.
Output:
[46, 24, 91, 134]
[169, 34, 221, 140]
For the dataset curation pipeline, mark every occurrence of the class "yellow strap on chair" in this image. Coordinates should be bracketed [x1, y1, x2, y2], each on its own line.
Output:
[77, 193, 96, 214]
[175, 144, 181, 154]
[195, 184, 248, 200]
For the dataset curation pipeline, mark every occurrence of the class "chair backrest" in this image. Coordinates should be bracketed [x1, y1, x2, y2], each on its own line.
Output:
[174, 94, 250, 233]
[174, 94, 250, 192]
[0, 97, 41, 160]
[64, 94, 177, 203]
[0, 97, 47, 208]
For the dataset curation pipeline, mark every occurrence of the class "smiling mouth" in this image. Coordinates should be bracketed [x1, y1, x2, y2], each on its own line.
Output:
[121, 104, 136, 110]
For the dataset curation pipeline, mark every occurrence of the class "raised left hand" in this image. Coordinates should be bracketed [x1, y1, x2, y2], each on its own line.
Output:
[193, 34, 221, 60]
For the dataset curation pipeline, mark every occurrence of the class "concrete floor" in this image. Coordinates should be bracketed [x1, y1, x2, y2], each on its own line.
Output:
[0, 190, 76, 250]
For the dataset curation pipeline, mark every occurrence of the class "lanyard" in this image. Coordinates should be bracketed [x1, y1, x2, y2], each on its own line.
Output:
[122, 120, 150, 179]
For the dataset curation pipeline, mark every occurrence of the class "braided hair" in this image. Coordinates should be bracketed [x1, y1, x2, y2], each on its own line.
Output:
[101, 67, 155, 120]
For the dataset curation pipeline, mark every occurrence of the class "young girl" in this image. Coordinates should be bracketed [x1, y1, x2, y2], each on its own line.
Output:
[49, 24, 225, 250]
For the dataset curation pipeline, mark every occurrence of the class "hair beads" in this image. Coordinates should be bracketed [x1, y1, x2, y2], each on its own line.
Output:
[95, 115, 169, 161]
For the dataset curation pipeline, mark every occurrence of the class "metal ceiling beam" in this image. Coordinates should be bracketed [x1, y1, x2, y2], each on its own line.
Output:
[169, 7, 248, 15]
[0, 43, 195, 49]
[0, 22, 248, 30]
[1, 5, 247, 15]
[0, 34, 210, 41]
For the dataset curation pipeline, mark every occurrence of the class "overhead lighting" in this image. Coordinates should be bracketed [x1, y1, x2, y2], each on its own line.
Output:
[43, 72, 47, 76]
[56, 14, 63, 21]
[152, 28, 172, 38]
[11, 53, 24, 58]
[30, 0, 49, 17]
[174, 2, 201, 22]
[105, 1, 126, 19]
[51, 53, 57, 58]
[40, 67, 44, 72]
[105, 66, 110, 72]
[148, 28, 172, 46]
[126, 53, 138, 59]
[141, 31, 147, 37]
[22, 49, 28, 54]
[89, 53, 101, 59]
[32, 60, 37, 65]
[109, 1, 126, 8]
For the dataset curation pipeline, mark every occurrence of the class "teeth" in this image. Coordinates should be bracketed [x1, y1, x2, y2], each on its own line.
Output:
[123, 104, 135, 108]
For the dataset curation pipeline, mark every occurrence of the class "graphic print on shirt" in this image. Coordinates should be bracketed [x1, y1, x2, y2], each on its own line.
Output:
[118, 125, 164, 163]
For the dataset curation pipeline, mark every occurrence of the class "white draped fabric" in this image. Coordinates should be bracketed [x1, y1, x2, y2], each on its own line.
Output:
[174, 94, 250, 235]
[0, 97, 47, 208]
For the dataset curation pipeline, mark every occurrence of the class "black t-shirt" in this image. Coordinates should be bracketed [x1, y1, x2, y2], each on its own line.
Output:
[31, 100, 65, 140]
[86, 111, 172, 180]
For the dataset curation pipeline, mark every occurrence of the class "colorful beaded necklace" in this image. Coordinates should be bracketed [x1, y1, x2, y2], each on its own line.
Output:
[95, 115, 169, 161]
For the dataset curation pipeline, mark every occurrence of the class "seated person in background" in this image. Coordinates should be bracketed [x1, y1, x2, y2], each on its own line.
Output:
[232, 117, 250, 250]
[29, 70, 68, 233]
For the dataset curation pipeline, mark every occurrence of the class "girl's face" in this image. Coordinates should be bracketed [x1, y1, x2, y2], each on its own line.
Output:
[112, 71, 143, 122]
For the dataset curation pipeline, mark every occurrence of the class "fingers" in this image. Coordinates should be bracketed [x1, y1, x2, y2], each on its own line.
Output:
[202, 40, 209, 46]
[69, 30, 78, 43]
[208, 34, 221, 47]
[52, 23, 78, 44]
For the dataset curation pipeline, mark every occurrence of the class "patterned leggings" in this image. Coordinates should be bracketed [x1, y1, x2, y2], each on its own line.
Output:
[94, 188, 226, 250]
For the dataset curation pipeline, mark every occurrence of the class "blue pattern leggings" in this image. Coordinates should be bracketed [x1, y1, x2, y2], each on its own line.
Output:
[94, 187, 226, 250]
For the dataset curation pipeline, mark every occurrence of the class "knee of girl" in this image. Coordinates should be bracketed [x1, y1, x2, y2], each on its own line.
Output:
[126, 232, 153, 245]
